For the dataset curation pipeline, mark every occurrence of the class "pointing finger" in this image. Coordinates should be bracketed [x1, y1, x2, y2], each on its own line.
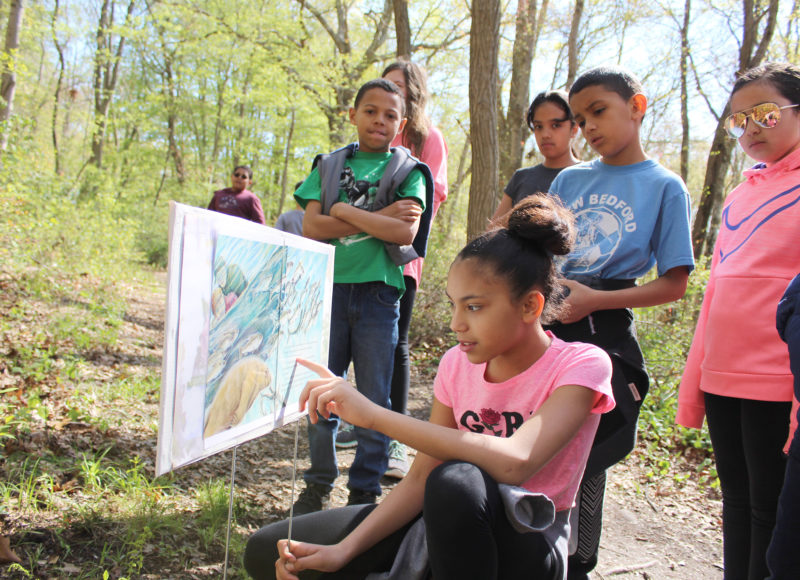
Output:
[296, 357, 336, 378]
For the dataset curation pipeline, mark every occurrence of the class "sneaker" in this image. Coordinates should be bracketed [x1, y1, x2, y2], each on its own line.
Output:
[292, 482, 331, 516]
[335, 422, 358, 449]
[347, 488, 378, 506]
[384, 440, 409, 480]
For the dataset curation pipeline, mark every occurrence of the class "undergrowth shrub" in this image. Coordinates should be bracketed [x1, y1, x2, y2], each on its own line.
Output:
[636, 258, 717, 484]
[1, 183, 141, 280]
[0, 169, 140, 446]
[136, 210, 170, 268]
[408, 218, 465, 371]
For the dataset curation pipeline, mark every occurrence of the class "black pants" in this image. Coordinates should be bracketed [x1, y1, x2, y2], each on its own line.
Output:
[424, 462, 559, 580]
[705, 392, 790, 580]
[767, 278, 800, 579]
[767, 445, 800, 579]
[547, 298, 647, 578]
[566, 471, 605, 580]
[244, 461, 559, 580]
[389, 276, 416, 416]
[244, 503, 411, 579]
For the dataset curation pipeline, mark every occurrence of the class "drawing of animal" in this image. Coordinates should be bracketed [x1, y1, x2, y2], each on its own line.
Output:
[203, 356, 273, 438]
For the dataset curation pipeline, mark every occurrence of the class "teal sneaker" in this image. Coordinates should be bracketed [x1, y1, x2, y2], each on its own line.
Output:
[384, 439, 409, 479]
[335, 421, 358, 449]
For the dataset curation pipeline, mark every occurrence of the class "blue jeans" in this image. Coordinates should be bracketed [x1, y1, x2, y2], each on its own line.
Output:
[305, 281, 399, 495]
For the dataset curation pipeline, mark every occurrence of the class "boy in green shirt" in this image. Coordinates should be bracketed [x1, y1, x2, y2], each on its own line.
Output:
[293, 78, 428, 513]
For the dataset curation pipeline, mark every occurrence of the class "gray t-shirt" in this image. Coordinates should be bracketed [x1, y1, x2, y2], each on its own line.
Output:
[274, 209, 305, 236]
[505, 164, 564, 206]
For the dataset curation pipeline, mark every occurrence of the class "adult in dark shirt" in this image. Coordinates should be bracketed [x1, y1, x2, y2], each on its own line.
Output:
[207, 165, 266, 224]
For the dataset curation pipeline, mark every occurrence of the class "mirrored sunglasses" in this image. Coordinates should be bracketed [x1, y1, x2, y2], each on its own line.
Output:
[725, 102, 799, 139]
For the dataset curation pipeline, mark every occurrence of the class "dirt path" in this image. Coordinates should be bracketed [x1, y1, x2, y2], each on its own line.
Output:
[150, 271, 723, 578]
[598, 464, 722, 578]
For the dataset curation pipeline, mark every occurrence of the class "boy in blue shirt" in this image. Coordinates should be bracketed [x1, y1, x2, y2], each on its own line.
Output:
[548, 66, 695, 579]
[293, 79, 428, 514]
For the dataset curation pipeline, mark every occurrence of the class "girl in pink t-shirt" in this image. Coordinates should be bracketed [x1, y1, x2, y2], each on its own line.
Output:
[244, 194, 614, 580]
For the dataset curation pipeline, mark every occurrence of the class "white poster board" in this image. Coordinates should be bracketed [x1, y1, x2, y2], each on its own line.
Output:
[156, 202, 334, 476]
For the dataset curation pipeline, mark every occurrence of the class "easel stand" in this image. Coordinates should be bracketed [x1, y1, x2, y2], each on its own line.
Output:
[221, 361, 302, 577]
[223, 446, 238, 580]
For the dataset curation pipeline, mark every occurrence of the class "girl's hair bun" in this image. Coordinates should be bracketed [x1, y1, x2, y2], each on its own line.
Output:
[455, 192, 575, 315]
[506, 193, 575, 256]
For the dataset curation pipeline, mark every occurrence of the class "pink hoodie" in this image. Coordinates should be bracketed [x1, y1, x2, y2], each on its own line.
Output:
[392, 126, 448, 286]
[676, 147, 800, 428]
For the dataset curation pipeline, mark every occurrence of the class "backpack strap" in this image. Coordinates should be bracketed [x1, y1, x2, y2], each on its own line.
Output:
[312, 143, 358, 215]
[372, 146, 435, 265]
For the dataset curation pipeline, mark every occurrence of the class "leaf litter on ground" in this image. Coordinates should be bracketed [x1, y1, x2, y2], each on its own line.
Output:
[1, 270, 723, 578]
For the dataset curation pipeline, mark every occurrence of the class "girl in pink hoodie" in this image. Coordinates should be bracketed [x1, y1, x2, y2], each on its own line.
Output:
[677, 62, 800, 580]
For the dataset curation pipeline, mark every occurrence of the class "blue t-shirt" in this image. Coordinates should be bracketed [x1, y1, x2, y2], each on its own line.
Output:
[549, 159, 694, 280]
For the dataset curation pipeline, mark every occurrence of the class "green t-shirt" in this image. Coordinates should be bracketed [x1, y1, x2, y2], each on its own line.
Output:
[295, 151, 427, 293]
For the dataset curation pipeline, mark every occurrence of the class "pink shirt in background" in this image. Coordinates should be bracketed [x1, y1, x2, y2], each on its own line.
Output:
[434, 333, 614, 511]
[392, 126, 448, 286]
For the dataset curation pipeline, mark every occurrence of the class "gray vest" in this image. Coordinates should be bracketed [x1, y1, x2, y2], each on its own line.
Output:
[313, 143, 434, 266]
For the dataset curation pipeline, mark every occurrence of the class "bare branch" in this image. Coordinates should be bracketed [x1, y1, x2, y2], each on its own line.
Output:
[295, 0, 348, 53]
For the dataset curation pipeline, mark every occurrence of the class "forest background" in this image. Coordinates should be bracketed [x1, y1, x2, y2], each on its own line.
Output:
[0, 0, 796, 578]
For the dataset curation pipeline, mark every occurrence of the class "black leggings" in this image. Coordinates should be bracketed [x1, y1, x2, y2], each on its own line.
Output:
[243, 461, 559, 580]
[424, 462, 559, 579]
[566, 471, 606, 579]
[244, 503, 412, 579]
[704, 392, 791, 580]
[389, 276, 416, 416]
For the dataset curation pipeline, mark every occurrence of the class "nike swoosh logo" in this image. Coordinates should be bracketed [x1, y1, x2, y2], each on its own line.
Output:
[719, 182, 800, 263]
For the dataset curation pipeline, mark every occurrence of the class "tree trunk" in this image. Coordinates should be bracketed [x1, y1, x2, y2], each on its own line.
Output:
[166, 114, 185, 184]
[146, 0, 186, 185]
[0, 0, 25, 154]
[89, 0, 113, 169]
[467, 0, 501, 240]
[444, 133, 471, 240]
[393, 0, 412, 58]
[234, 67, 254, 167]
[498, 0, 546, 197]
[692, 113, 733, 258]
[692, 0, 779, 258]
[278, 108, 296, 217]
[679, 0, 690, 183]
[566, 0, 584, 87]
[212, 64, 231, 166]
[88, 0, 136, 170]
[153, 148, 170, 207]
[51, 0, 65, 175]
[197, 77, 207, 169]
[164, 56, 185, 184]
